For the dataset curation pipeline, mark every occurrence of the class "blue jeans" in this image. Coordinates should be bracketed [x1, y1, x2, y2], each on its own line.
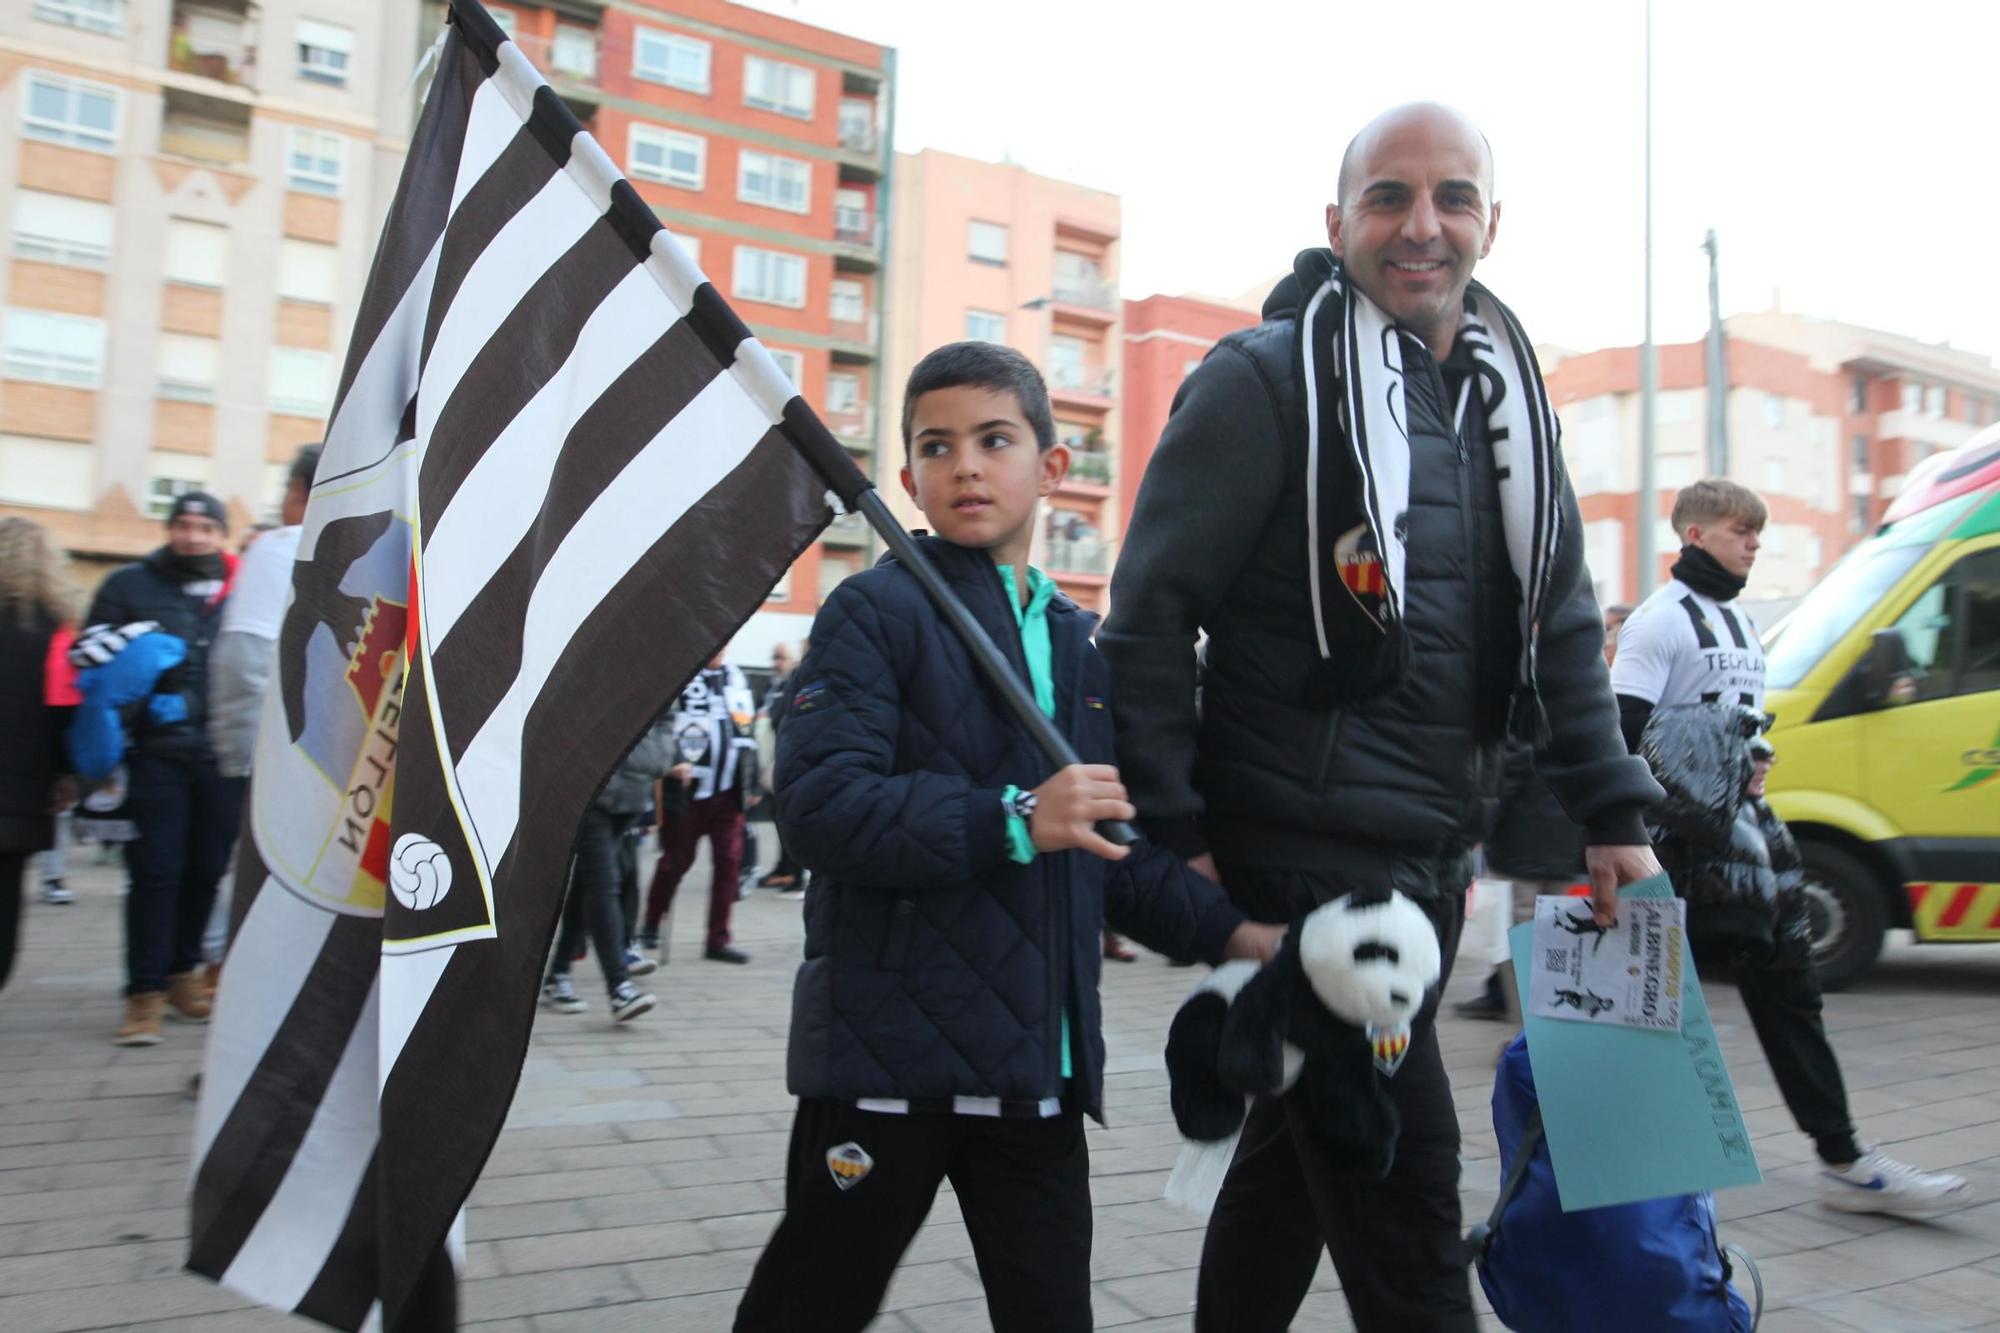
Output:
[122, 754, 243, 995]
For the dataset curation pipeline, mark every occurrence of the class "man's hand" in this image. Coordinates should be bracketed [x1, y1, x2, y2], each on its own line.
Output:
[1584, 843, 1664, 926]
[670, 762, 693, 785]
[1187, 852, 1220, 884]
[1029, 764, 1135, 862]
[1223, 921, 1285, 963]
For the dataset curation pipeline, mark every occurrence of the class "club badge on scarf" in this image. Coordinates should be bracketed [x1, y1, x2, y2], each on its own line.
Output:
[1334, 523, 1390, 626]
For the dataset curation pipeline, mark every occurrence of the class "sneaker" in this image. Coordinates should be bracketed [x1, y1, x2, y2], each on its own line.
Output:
[540, 975, 587, 1014]
[636, 932, 660, 953]
[115, 993, 165, 1047]
[1820, 1149, 1972, 1217]
[624, 946, 657, 977]
[1104, 933, 1137, 963]
[703, 945, 750, 964]
[775, 887, 807, 902]
[165, 971, 213, 1023]
[40, 880, 73, 905]
[609, 982, 655, 1023]
[1454, 983, 1509, 1023]
[759, 873, 799, 890]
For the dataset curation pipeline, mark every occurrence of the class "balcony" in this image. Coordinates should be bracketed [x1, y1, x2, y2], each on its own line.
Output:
[822, 509, 871, 547]
[1045, 538, 1110, 576]
[839, 122, 879, 155]
[833, 208, 880, 273]
[160, 90, 251, 165]
[1052, 276, 1118, 315]
[1049, 365, 1116, 407]
[168, 1, 257, 90]
[1064, 447, 1114, 489]
[825, 401, 874, 444]
[830, 309, 879, 361]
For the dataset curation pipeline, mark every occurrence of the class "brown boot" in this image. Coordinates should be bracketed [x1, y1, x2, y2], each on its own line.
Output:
[166, 972, 213, 1022]
[115, 993, 165, 1047]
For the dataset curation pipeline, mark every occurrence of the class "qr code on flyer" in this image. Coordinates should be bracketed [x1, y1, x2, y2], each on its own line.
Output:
[1543, 948, 1569, 973]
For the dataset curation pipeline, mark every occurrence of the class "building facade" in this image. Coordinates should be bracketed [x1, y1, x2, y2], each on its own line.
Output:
[1544, 309, 2000, 607]
[883, 148, 1121, 609]
[473, 0, 894, 663]
[1119, 290, 1257, 533]
[0, 0, 423, 578]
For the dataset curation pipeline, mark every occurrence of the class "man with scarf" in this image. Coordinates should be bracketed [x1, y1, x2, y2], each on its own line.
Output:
[82, 492, 241, 1046]
[1613, 477, 1970, 1217]
[1101, 104, 1664, 1331]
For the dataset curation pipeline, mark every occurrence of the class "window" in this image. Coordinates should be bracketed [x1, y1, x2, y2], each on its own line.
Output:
[156, 333, 219, 402]
[4, 309, 105, 387]
[552, 25, 596, 78]
[278, 238, 338, 304]
[296, 20, 353, 86]
[1851, 494, 1872, 534]
[743, 56, 815, 118]
[1925, 383, 1947, 418]
[837, 98, 874, 150]
[489, 8, 517, 39]
[145, 465, 207, 520]
[32, 0, 122, 36]
[834, 187, 871, 241]
[1851, 434, 1870, 472]
[1850, 373, 1869, 414]
[765, 346, 803, 388]
[628, 125, 704, 190]
[0, 434, 93, 509]
[12, 190, 112, 268]
[965, 309, 1005, 343]
[826, 372, 859, 413]
[830, 279, 865, 324]
[968, 220, 1007, 265]
[732, 247, 806, 309]
[1048, 335, 1087, 389]
[1901, 380, 1923, 412]
[818, 553, 859, 603]
[737, 150, 811, 214]
[633, 28, 710, 93]
[22, 72, 116, 152]
[269, 347, 335, 416]
[1762, 393, 1784, 429]
[1889, 551, 2000, 702]
[286, 128, 344, 195]
[165, 218, 228, 286]
[766, 565, 792, 603]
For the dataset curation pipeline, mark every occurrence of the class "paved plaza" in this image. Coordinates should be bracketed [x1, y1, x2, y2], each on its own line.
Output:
[6, 853, 2000, 1332]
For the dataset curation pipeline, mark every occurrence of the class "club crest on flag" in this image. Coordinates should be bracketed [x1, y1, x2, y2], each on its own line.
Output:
[827, 1142, 874, 1191]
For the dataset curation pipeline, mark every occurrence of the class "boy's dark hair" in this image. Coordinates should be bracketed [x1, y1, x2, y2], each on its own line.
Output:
[900, 341, 1056, 459]
[288, 442, 323, 490]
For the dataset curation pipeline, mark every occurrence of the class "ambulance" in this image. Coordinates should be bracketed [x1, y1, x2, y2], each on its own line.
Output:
[1761, 429, 2000, 988]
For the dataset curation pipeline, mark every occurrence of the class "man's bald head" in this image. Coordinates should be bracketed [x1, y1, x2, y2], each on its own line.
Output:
[1337, 102, 1494, 209]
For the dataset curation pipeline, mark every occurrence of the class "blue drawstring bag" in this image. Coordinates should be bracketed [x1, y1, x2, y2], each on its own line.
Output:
[1473, 1035, 1758, 1332]
[67, 632, 188, 782]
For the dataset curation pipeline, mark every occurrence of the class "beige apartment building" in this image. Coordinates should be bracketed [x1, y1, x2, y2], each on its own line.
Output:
[0, 0, 422, 579]
[1542, 307, 2000, 608]
[884, 148, 1122, 609]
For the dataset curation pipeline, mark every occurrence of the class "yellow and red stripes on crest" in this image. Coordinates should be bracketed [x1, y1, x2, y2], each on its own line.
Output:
[1907, 882, 2000, 940]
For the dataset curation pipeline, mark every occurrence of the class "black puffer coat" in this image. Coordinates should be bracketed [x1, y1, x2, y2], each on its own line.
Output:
[1101, 250, 1659, 880]
[81, 547, 230, 763]
[0, 611, 69, 853]
[776, 537, 1246, 1121]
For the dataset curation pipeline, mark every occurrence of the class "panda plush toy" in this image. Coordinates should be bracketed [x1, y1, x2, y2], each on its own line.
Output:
[1166, 890, 1442, 1179]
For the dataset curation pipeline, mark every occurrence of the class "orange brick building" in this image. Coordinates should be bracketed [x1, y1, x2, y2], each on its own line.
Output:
[483, 0, 893, 658]
[1119, 291, 1259, 533]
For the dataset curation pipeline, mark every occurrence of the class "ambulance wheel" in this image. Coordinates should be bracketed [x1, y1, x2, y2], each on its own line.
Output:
[1799, 842, 1885, 992]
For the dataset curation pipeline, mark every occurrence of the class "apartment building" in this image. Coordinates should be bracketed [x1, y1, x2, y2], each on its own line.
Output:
[883, 148, 1121, 609]
[1544, 309, 2000, 606]
[475, 0, 894, 660]
[1120, 290, 1257, 532]
[0, 0, 422, 579]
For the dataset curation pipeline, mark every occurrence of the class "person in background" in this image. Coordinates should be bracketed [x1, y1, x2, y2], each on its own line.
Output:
[638, 648, 761, 964]
[756, 641, 808, 895]
[84, 492, 239, 1045]
[0, 518, 81, 992]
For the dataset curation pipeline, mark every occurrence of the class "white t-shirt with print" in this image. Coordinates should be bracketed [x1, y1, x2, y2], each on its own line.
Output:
[1610, 578, 1766, 712]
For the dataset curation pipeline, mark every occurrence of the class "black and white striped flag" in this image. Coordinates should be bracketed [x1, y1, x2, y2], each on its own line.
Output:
[187, 4, 854, 1327]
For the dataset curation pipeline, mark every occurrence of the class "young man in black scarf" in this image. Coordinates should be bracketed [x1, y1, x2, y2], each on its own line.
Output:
[83, 491, 242, 1046]
[1614, 478, 1969, 1217]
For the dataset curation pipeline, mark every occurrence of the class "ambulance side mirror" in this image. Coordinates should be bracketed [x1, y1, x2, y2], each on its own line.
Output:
[1860, 629, 1918, 709]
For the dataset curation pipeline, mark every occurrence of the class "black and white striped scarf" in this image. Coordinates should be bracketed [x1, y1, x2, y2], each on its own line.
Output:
[1298, 262, 1565, 725]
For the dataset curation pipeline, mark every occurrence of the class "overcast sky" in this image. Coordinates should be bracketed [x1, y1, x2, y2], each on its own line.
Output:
[740, 0, 2000, 359]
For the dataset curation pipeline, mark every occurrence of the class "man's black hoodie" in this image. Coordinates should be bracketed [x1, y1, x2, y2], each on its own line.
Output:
[1099, 250, 1660, 879]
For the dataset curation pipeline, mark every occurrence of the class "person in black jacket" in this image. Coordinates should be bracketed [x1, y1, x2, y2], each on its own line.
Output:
[733, 343, 1280, 1333]
[1099, 104, 1664, 1332]
[0, 518, 80, 993]
[83, 492, 241, 1046]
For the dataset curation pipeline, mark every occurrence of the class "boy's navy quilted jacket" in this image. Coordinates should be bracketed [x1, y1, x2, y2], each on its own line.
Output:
[776, 536, 1246, 1121]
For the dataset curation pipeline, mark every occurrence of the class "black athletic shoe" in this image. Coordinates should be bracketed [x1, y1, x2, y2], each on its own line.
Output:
[703, 945, 750, 965]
